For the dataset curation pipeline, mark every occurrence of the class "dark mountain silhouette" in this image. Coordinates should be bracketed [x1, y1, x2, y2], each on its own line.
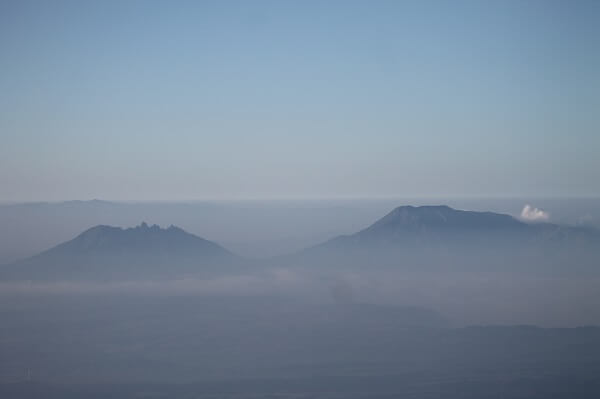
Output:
[52, 222, 228, 255]
[346, 205, 528, 239]
[2, 206, 599, 281]
[325, 205, 597, 245]
[290, 205, 600, 273]
[0, 223, 238, 281]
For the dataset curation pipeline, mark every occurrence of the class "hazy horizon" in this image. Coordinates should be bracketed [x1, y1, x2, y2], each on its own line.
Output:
[2, 1, 599, 397]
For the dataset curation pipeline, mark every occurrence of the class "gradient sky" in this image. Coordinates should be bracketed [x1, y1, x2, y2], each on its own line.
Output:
[1, 0, 599, 201]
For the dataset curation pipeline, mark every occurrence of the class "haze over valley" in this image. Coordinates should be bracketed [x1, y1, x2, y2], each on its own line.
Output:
[2, 0, 599, 397]
[2, 201, 600, 398]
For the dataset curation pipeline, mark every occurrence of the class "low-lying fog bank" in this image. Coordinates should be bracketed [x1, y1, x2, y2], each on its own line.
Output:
[2, 269, 600, 327]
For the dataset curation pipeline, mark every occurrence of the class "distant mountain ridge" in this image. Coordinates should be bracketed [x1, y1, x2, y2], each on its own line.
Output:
[2, 206, 599, 280]
[316, 204, 596, 244]
[1, 223, 237, 281]
[290, 205, 600, 272]
[61, 222, 228, 255]
[368, 205, 525, 231]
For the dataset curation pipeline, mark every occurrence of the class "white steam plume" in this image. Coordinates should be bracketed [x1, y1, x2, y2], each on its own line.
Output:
[520, 204, 549, 222]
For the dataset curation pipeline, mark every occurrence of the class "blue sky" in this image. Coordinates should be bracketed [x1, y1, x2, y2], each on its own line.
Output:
[1, 0, 598, 200]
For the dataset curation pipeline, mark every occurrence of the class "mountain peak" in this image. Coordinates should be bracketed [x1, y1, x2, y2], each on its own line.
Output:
[62, 222, 233, 258]
[79, 223, 184, 237]
[366, 205, 525, 233]
[5, 223, 236, 281]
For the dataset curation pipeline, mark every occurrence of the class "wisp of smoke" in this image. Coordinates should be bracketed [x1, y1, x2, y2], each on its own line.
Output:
[520, 204, 549, 222]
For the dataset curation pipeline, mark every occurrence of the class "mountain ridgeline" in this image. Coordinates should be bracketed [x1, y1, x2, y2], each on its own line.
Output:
[290, 205, 600, 273]
[1, 223, 238, 281]
[1, 206, 599, 281]
[3, 205, 600, 396]
[335, 205, 596, 244]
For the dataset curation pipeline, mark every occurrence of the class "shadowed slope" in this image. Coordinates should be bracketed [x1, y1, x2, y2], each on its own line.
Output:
[1, 223, 238, 281]
[291, 205, 600, 273]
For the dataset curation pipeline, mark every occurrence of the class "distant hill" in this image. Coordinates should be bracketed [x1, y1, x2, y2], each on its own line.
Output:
[2, 206, 599, 281]
[289, 205, 600, 273]
[337, 205, 529, 240]
[0, 223, 239, 281]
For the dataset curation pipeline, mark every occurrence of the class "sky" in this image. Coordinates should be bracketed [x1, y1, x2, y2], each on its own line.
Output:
[1, 0, 599, 201]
